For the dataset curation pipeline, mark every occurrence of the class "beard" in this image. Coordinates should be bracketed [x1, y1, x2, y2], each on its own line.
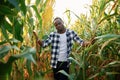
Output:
[57, 28, 66, 33]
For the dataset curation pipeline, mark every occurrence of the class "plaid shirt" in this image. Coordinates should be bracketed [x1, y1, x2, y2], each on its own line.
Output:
[42, 29, 84, 68]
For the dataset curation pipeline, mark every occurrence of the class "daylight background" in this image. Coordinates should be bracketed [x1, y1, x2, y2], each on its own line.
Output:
[53, 0, 92, 25]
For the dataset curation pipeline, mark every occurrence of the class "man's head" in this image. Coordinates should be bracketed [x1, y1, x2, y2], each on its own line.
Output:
[53, 17, 65, 33]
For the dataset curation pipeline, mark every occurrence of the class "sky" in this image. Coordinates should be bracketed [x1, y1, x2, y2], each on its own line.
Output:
[53, 0, 92, 25]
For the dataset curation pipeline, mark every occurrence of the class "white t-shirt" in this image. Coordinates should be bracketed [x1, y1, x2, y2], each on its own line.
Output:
[58, 31, 67, 61]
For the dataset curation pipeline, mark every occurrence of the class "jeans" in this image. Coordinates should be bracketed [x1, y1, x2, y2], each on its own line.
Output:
[53, 61, 69, 80]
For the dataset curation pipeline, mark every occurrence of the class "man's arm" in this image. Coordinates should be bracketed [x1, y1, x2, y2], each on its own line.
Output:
[33, 30, 53, 48]
[72, 30, 96, 47]
[72, 30, 84, 45]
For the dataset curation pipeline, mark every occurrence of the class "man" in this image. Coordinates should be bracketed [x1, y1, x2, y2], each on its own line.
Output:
[36, 17, 90, 80]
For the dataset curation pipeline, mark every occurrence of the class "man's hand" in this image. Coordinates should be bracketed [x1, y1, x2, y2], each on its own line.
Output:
[33, 30, 43, 46]
[33, 30, 38, 40]
[37, 39, 43, 46]
[82, 38, 96, 47]
[82, 41, 91, 47]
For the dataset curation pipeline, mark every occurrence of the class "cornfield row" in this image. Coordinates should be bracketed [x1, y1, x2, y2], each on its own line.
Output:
[0, 0, 120, 80]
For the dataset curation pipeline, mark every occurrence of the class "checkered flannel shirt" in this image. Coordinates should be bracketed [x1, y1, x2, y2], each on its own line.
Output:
[42, 29, 84, 68]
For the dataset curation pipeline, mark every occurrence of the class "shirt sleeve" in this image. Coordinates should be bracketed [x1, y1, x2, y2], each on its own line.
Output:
[72, 31, 84, 45]
[42, 32, 53, 48]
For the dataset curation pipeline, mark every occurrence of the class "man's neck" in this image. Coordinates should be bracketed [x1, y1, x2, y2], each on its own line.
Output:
[58, 28, 66, 34]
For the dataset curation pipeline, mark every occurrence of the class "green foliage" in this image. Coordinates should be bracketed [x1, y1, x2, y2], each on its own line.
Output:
[64, 0, 120, 80]
[0, 0, 55, 79]
[0, 46, 11, 59]
[0, 45, 36, 80]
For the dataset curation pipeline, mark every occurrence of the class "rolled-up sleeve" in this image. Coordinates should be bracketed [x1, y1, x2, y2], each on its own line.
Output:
[42, 32, 53, 48]
[72, 31, 84, 45]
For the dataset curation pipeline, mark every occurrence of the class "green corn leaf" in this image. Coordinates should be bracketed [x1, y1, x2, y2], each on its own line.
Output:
[4, 20, 13, 34]
[31, 5, 42, 26]
[19, 0, 26, 15]
[95, 34, 120, 40]
[0, 47, 36, 80]
[13, 47, 36, 64]
[14, 19, 23, 42]
[0, 5, 17, 16]
[99, 38, 118, 55]
[0, 61, 12, 80]
[58, 70, 73, 80]
[88, 73, 99, 80]
[1, 24, 9, 42]
[99, 0, 106, 12]
[104, 61, 120, 67]
[0, 45, 11, 59]
[0, 41, 7, 45]
[106, 72, 120, 75]
[8, 0, 19, 10]
[68, 57, 80, 66]
[26, 60, 32, 76]
[36, 0, 41, 6]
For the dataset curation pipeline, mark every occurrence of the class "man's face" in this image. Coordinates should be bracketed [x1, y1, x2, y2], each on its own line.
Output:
[54, 19, 64, 32]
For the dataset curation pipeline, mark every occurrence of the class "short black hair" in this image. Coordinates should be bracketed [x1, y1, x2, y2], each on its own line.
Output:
[53, 17, 63, 23]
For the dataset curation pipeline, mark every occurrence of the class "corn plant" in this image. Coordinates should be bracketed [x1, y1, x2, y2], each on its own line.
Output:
[0, 0, 55, 80]
[63, 0, 120, 80]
